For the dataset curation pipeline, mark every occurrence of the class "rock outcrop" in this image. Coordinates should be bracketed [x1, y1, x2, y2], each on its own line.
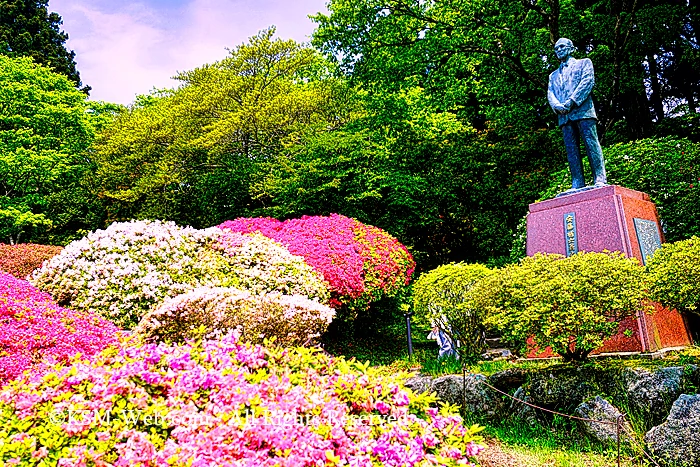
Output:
[644, 394, 700, 467]
[575, 396, 632, 445]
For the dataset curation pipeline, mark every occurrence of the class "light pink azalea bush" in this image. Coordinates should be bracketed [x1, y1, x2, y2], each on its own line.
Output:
[30, 220, 329, 330]
[0, 335, 484, 466]
[0, 271, 117, 384]
[134, 287, 335, 346]
[219, 214, 415, 309]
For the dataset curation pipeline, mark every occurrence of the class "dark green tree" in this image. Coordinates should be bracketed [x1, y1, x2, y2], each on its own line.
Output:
[0, 55, 109, 244]
[311, 0, 697, 141]
[0, 0, 87, 90]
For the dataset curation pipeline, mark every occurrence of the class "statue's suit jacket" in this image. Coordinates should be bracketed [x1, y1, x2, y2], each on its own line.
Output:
[547, 57, 598, 126]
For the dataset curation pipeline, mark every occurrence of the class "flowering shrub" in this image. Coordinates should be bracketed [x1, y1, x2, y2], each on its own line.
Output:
[0, 335, 484, 465]
[0, 271, 117, 384]
[135, 287, 335, 346]
[0, 243, 63, 279]
[217, 231, 329, 303]
[219, 214, 415, 309]
[30, 221, 331, 330]
[30, 220, 232, 329]
[476, 252, 648, 362]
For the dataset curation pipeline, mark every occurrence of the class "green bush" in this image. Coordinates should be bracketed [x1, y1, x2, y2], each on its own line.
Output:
[413, 262, 495, 362]
[647, 236, 700, 316]
[476, 252, 648, 362]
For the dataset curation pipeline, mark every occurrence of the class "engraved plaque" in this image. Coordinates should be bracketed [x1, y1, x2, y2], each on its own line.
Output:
[633, 218, 662, 265]
[564, 212, 578, 257]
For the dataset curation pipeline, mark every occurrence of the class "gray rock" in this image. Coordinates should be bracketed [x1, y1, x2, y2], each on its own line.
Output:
[510, 386, 538, 425]
[481, 348, 512, 361]
[430, 374, 504, 418]
[644, 394, 700, 467]
[526, 371, 595, 408]
[622, 367, 685, 426]
[575, 396, 631, 445]
[488, 368, 527, 391]
[404, 375, 433, 395]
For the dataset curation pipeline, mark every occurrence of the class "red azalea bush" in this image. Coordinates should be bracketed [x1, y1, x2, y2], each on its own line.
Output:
[0, 243, 63, 279]
[0, 271, 118, 384]
[219, 214, 415, 309]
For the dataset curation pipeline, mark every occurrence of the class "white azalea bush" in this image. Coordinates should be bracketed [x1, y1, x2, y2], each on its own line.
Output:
[30, 220, 231, 328]
[30, 221, 331, 331]
[217, 231, 330, 303]
[134, 287, 336, 346]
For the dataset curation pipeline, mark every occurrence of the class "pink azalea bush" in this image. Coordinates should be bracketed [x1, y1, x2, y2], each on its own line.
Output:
[0, 335, 484, 465]
[0, 271, 117, 384]
[134, 287, 335, 346]
[219, 214, 415, 309]
[30, 221, 329, 329]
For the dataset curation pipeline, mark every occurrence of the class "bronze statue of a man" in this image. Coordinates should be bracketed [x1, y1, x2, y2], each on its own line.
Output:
[547, 38, 607, 192]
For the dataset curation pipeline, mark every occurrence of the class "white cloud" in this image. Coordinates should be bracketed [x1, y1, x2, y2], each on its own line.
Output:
[48, 0, 327, 105]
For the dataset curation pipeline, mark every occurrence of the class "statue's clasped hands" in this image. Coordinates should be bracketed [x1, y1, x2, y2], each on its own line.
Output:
[553, 98, 575, 115]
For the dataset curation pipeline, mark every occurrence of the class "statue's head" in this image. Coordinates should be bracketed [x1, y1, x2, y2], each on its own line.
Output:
[554, 38, 575, 60]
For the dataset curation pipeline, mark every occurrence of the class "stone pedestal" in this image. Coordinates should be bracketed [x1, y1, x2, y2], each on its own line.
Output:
[526, 185, 692, 353]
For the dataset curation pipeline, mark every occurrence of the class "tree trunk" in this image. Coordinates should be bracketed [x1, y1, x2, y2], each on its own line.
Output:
[646, 54, 665, 121]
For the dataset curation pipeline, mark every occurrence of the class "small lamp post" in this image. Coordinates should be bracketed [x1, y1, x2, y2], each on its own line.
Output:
[403, 311, 414, 357]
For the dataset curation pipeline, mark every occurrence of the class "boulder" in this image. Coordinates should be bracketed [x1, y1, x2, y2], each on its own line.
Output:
[526, 371, 596, 408]
[488, 368, 527, 391]
[406, 374, 504, 418]
[621, 367, 686, 426]
[644, 394, 700, 467]
[404, 375, 433, 395]
[575, 396, 631, 445]
[510, 386, 538, 425]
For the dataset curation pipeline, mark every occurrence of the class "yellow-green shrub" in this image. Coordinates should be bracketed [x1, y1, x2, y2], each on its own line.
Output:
[647, 236, 700, 316]
[413, 262, 495, 361]
[476, 252, 647, 361]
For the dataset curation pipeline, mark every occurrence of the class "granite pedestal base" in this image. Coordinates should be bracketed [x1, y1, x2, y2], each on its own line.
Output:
[526, 185, 692, 355]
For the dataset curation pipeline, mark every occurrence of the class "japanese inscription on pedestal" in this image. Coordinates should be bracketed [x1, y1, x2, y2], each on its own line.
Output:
[564, 212, 578, 257]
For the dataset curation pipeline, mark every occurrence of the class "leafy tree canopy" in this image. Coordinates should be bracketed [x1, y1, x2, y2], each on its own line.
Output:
[0, 0, 87, 90]
[311, 0, 699, 140]
[0, 54, 110, 244]
[92, 29, 353, 228]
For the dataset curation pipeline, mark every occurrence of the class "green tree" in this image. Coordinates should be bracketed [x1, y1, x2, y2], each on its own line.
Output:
[0, 0, 86, 90]
[477, 252, 648, 362]
[93, 29, 350, 227]
[412, 262, 495, 362]
[311, 0, 696, 139]
[0, 54, 105, 244]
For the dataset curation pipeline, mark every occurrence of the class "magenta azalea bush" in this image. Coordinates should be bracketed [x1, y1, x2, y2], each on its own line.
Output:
[219, 214, 415, 309]
[0, 335, 483, 466]
[134, 287, 335, 346]
[0, 271, 118, 384]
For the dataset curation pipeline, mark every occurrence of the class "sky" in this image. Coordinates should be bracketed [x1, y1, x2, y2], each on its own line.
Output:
[48, 0, 329, 105]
